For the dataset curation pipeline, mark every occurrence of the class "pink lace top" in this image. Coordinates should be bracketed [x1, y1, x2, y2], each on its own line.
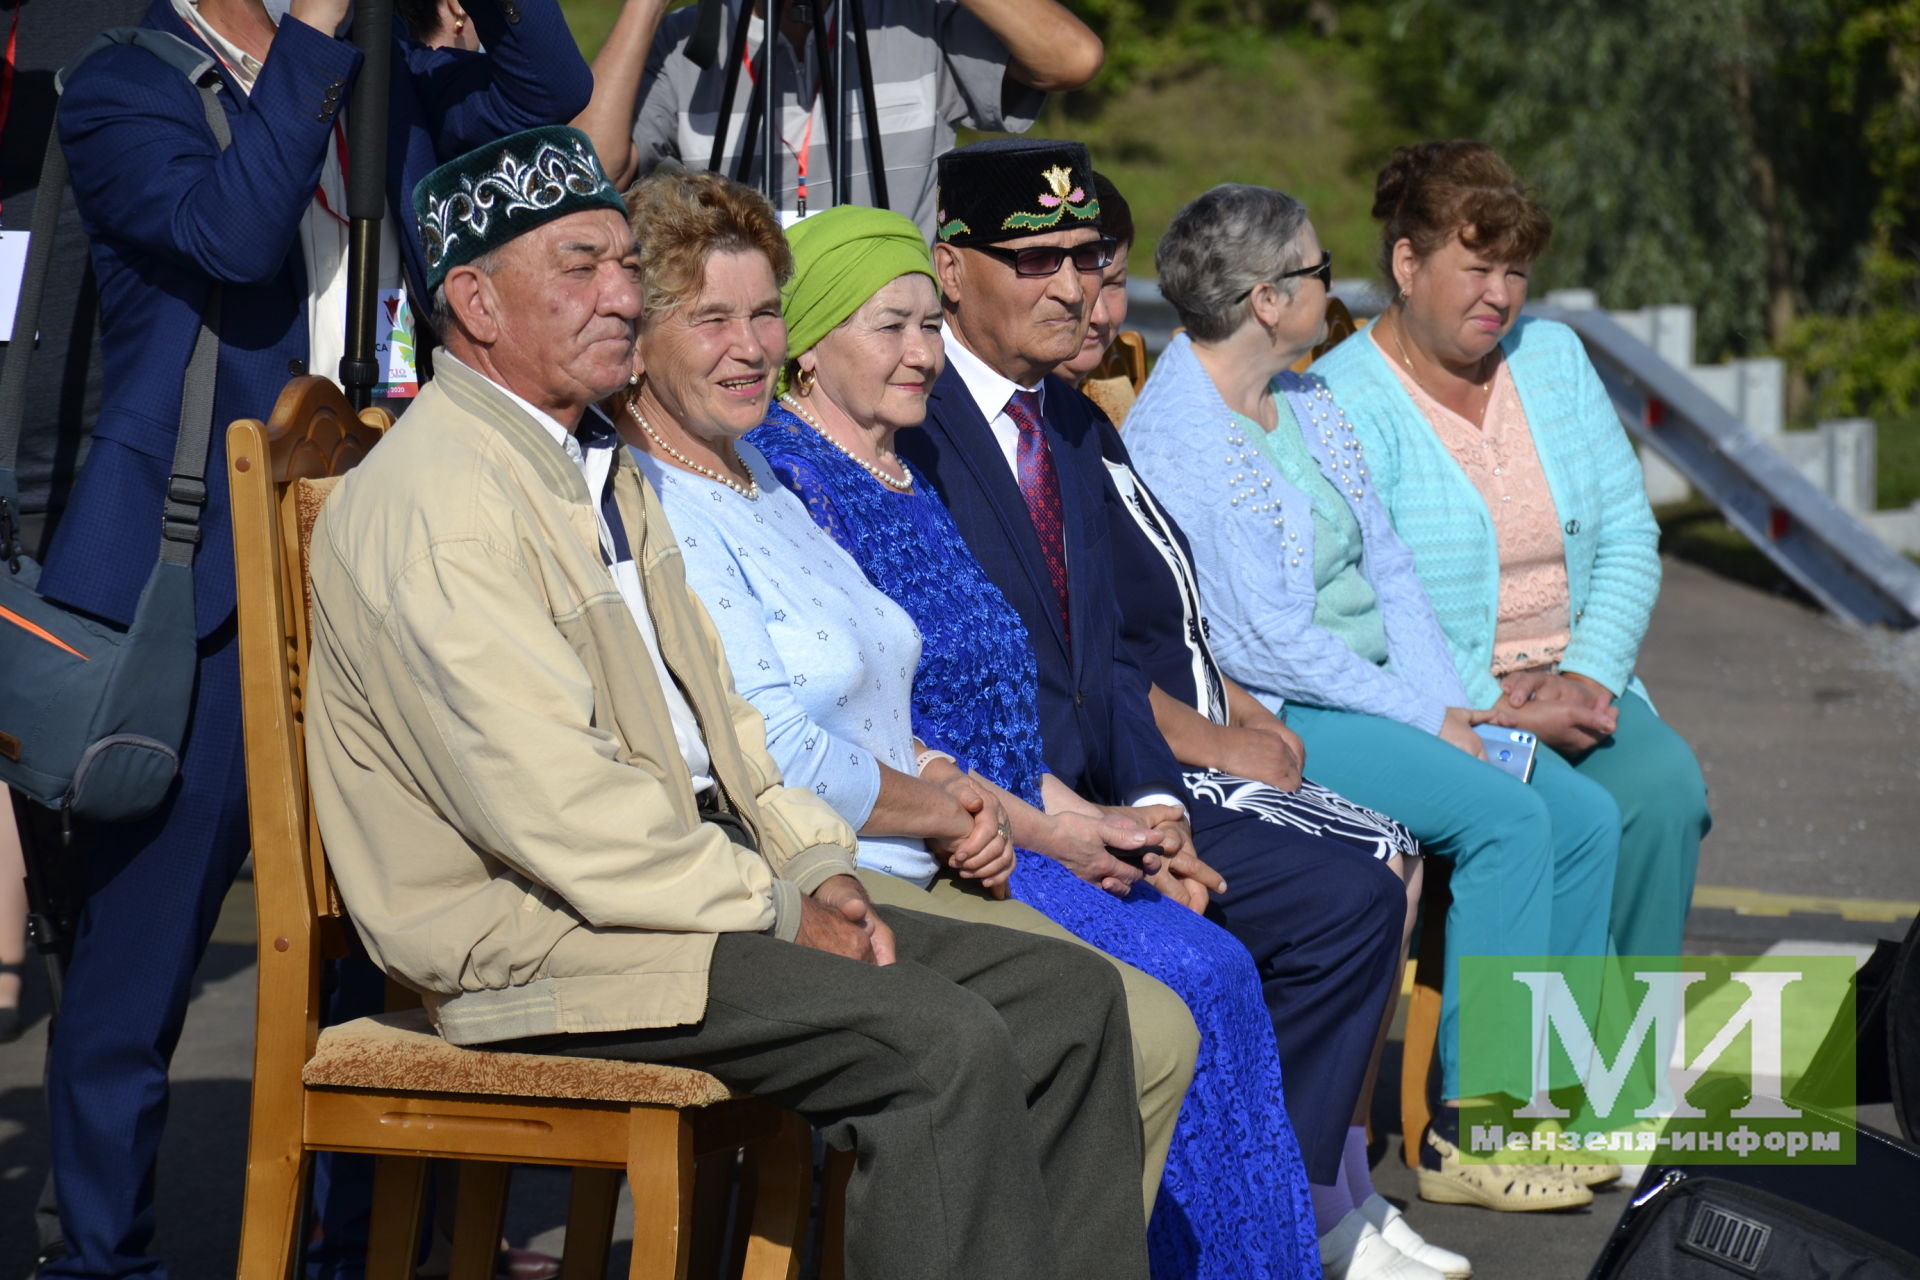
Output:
[1377, 337, 1571, 676]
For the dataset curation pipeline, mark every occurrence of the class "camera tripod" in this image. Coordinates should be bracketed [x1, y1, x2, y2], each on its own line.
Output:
[687, 0, 890, 215]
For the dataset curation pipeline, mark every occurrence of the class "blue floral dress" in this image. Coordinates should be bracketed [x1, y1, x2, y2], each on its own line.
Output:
[751, 406, 1320, 1280]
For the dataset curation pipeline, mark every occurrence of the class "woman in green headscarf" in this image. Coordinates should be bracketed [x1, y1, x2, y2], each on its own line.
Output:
[759, 204, 946, 492]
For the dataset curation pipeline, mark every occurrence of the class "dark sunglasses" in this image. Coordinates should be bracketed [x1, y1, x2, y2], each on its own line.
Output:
[1233, 250, 1333, 302]
[972, 237, 1121, 278]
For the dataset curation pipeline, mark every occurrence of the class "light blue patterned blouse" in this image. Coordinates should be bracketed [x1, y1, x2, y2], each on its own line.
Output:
[638, 442, 936, 885]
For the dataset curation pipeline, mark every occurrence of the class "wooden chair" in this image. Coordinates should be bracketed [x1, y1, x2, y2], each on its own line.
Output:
[1291, 296, 1360, 374]
[1399, 861, 1451, 1167]
[1083, 329, 1148, 427]
[228, 377, 813, 1279]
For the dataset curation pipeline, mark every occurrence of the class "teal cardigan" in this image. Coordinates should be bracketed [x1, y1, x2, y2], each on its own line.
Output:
[1311, 315, 1660, 709]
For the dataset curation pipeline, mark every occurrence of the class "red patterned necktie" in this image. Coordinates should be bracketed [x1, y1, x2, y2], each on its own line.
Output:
[1007, 389, 1070, 645]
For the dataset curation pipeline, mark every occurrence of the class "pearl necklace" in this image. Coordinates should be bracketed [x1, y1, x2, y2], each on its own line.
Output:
[626, 395, 758, 499]
[780, 394, 913, 493]
[1387, 308, 1493, 408]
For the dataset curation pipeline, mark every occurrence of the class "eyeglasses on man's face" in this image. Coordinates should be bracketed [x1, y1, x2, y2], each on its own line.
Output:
[1234, 250, 1334, 302]
[973, 237, 1121, 279]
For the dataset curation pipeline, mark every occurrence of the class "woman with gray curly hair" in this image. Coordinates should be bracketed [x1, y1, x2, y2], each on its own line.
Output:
[1127, 182, 1622, 1231]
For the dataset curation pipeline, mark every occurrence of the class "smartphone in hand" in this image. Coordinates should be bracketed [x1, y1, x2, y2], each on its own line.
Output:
[1474, 724, 1539, 783]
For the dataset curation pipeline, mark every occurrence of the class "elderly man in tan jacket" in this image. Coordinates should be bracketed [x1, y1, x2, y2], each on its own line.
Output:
[303, 128, 1151, 1280]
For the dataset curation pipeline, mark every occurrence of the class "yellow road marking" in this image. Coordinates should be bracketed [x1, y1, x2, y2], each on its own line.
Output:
[1690, 885, 1919, 924]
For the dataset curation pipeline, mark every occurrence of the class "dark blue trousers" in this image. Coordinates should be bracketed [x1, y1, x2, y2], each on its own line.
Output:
[41, 624, 250, 1280]
[1187, 793, 1406, 1185]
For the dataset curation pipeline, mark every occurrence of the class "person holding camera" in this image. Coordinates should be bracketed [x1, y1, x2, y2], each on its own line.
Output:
[576, 0, 1103, 232]
[37, 3, 590, 1273]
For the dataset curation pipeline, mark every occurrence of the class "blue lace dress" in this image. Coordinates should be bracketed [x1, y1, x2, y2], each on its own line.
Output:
[751, 406, 1319, 1280]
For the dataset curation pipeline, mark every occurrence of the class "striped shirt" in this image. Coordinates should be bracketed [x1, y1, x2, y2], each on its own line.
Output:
[629, 0, 1044, 234]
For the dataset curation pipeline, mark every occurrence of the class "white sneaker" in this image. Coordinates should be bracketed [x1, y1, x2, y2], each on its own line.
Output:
[1319, 1207, 1447, 1280]
[1360, 1194, 1472, 1279]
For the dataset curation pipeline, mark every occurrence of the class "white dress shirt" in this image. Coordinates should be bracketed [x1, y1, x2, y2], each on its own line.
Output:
[440, 354, 715, 792]
[939, 322, 1051, 479]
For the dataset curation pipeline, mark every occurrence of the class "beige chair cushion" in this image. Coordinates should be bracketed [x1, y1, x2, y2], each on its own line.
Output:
[303, 1007, 737, 1108]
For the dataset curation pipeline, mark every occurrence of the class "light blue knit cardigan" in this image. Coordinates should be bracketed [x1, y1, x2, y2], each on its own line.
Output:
[1311, 314, 1660, 709]
[1127, 333, 1469, 734]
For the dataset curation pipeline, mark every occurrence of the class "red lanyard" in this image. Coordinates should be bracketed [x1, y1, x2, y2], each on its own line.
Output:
[313, 118, 351, 228]
[741, 14, 830, 213]
[0, 5, 20, 221]
[200, 31, 350, 228]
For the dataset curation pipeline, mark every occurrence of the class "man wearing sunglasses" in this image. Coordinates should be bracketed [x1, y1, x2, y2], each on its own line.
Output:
[904, 137, 1406, 1243]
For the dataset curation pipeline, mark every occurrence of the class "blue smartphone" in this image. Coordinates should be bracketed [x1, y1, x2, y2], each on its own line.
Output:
[1474, 725, 1539, 783]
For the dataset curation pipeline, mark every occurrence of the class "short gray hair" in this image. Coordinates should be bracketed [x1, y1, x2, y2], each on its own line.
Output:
[429, 246, 505, 335]
[1155, 184, 1310, 342]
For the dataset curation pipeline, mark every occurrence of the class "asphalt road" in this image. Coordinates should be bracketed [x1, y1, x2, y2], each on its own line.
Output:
[1, 555, 1915, 1279]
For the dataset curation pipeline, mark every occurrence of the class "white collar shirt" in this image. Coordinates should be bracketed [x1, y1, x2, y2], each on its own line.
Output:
[438, 354, 715, 792]
[940, 322, 1047, 479]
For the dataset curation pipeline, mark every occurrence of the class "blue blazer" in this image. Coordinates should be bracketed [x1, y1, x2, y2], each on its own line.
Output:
[40, 0, 591, 636]
[898, 365, 1187, 806]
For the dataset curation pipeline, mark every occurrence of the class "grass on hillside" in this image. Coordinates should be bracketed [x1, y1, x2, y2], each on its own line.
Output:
[1025, 38, 1388, 276]
[562, 0, 637, 58]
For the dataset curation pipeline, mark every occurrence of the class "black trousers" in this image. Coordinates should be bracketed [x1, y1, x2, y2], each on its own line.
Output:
[501, 906, 1149, 1280]
[1189, 793, 1408, 1185]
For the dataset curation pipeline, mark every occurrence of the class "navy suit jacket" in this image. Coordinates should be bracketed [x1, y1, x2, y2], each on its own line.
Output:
[898, 364, 1187, 806]
[40, 0, 591, 636]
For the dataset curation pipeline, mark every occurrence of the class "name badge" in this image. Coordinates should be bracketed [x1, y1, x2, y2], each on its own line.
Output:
[0, 231, 31, 341]
[375, 287, 419, 398]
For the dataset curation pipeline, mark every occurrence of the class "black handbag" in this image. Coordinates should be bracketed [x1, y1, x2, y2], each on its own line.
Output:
[1589, 914, 1920, 1279]
[0, 28, 228, 823]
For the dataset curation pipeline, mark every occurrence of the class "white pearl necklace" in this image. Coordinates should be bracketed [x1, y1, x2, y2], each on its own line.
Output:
[626, 395, 758, 499]
[780, 394, 914, 493]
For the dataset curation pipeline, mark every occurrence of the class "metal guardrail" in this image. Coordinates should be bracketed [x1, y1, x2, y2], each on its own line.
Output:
[1533, 304, 1920, 630]
[1120, 279, 1920, 629]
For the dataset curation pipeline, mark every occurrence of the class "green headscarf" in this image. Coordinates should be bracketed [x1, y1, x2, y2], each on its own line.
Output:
[782, 206, 937, 367]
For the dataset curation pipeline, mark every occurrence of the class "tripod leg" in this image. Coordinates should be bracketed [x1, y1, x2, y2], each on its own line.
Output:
[847, 0, 887, 208]
[810, 2, 839, 205]
[707, 0, 757, 174]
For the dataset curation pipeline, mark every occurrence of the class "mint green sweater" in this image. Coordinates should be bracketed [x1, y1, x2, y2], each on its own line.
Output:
[1311, 315, 1660, 709]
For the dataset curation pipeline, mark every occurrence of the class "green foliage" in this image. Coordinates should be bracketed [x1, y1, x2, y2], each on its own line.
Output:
[1782, 243, 1920, 419]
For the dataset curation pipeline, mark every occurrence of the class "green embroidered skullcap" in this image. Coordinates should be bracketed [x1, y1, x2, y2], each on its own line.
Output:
[413, 126, 625, 294]
[782, 205, 935, 362]
[934, 137, 1101, 247]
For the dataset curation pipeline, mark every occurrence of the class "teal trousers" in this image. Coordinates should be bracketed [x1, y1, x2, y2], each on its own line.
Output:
[1284, 703, 1619, 1100]
[1558, 689, 1710, 960]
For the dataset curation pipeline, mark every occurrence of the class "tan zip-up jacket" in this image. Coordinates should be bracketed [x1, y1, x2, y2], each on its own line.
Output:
[305, 357, 859, 1045]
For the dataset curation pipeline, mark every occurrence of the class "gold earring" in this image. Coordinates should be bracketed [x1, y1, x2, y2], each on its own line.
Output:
[795, 366, 817, 395]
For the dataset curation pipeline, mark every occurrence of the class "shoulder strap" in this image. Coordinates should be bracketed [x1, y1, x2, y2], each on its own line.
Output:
[0, 28, 230, 566]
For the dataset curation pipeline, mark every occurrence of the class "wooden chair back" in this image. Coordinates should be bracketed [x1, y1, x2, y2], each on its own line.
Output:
[229, 377, 813, 1280]
[230, 377, 387, 1089]
[1291, 296, 1360, 374]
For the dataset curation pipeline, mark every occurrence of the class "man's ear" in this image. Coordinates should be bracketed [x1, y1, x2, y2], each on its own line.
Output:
[931, 242, 965, 307]
[444, 263, 501, 346]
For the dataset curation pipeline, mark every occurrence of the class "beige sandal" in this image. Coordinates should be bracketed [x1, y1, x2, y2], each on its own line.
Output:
[1415, 1128, 1593, 1212]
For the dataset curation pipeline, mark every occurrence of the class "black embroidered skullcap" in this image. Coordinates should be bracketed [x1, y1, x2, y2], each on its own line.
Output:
[934, 138, 1102, 247]
[413, 126, 626, 293]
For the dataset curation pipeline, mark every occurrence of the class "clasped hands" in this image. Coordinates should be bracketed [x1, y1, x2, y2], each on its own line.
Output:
[1043, 798, 1224, 914]
[919, 758, 1016, 898]
[795, 873, 897, 966]
[1440, 669, 1619, 759]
